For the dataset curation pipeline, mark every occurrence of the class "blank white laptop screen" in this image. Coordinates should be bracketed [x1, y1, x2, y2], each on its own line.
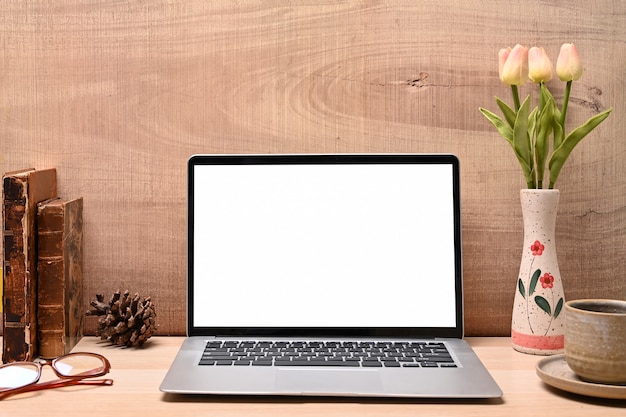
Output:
[191, 157, 458, 330]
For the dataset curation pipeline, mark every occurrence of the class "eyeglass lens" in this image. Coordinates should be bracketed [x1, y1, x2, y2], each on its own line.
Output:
[54, 354, 107, 377]
[0, 363, 40, 390]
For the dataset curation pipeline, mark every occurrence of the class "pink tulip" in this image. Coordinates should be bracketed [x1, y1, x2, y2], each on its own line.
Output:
[528, 47, 553, 83]
[556, 43, 583, 81]
[499, 44, 529, 86]
[498, 47, 512, 80]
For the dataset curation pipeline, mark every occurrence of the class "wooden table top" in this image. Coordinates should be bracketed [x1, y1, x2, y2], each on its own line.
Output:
[1, 336, 624, 416]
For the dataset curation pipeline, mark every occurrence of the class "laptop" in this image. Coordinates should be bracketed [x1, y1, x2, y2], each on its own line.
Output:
[159, 153, 502, 398]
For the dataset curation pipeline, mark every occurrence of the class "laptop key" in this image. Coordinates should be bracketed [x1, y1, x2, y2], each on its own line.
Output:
[202, 355, 236, 361]
[278, 360, 360, 367]
[421, 362, 439, 367]
[383, 361, 401, 367]
[362, 361, 383, 367]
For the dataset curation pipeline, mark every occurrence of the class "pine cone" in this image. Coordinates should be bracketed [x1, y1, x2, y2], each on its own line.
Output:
[87, 290, 157, 347]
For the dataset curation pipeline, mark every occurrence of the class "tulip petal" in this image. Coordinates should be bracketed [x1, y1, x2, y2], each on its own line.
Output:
[501, 44, 528, 86]
[556, 43, 583, 81]
[528, 47, 553, 83]
[498, 47, 512, 83]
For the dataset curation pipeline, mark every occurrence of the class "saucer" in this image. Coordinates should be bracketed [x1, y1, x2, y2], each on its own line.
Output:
[536, 354, 626, 400]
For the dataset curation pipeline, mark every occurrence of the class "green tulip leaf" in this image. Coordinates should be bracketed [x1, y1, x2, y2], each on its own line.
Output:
[552, 114, 565, 150]
[496, 97, 517, 128]
[535, 98, 554, 188]
[480, 108, 513, 144]
[549, 107, 613, 188]
[513, 96, 535, 188]
[528, 107, 538, 140]
[540, 82, 557, 104]
[481, 103, 534, 187]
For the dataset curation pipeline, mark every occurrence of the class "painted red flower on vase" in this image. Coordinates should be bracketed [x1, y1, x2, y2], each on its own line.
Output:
[540, 273, 555, 289]
[531, 240, 544, 256]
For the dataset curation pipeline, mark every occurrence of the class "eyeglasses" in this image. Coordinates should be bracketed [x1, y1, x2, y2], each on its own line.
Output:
[0, 352, 113, 400]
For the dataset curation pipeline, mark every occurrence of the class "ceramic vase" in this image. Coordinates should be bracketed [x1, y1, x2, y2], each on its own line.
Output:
[511, 189, 565, 355]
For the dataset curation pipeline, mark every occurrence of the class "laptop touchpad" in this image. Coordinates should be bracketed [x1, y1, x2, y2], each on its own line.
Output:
[275, 368, 383, 394]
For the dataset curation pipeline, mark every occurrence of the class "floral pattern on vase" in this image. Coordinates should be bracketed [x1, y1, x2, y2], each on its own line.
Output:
[511, 189, 565, 355]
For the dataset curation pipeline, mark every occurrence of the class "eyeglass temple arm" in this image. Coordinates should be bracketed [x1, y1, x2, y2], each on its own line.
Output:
[0, 378, 113, 400]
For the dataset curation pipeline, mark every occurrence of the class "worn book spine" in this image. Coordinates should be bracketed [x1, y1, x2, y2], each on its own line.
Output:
[37, 197, 84, 358]
[2, 168, 57, 363]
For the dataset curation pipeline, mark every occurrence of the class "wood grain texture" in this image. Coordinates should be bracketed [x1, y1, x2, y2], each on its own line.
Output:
[1, 1, 624, 336]
[1, 336, 625, 415]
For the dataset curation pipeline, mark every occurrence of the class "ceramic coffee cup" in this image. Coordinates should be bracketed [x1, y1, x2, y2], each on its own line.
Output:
[564, 299, 626, 385]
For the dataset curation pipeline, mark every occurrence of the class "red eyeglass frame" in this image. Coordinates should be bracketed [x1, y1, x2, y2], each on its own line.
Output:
[0, 352, 113, 400]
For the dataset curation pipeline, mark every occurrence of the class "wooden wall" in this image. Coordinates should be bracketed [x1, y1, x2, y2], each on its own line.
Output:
[1, 1, 624, 337]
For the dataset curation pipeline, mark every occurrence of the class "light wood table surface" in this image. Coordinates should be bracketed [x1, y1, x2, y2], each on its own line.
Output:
[1, 337, 624, 416]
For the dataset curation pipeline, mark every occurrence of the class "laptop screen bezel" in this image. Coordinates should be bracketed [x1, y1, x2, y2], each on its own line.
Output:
[187, 154, 464, 339]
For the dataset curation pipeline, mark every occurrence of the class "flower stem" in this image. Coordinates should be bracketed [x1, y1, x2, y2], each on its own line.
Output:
[511, 85, 521, 112]
[527, 257, 536, 334]
[560, 80, 572, 128]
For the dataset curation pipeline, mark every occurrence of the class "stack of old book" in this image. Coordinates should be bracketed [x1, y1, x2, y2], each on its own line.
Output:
[2, 168, 84, 363]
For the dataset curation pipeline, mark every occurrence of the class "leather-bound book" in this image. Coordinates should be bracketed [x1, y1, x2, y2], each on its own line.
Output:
[2, 168, 57, 362]
[37, 197, 84, 358]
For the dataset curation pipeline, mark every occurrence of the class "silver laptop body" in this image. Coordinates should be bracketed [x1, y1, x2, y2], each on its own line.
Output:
[160, 154, 502, 398]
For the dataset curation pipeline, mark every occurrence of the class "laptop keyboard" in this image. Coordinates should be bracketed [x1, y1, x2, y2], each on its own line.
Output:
[199, 340, 457, 368]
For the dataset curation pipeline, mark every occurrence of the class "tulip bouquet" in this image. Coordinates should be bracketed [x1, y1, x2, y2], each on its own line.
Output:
[480, 43, 612, 189]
